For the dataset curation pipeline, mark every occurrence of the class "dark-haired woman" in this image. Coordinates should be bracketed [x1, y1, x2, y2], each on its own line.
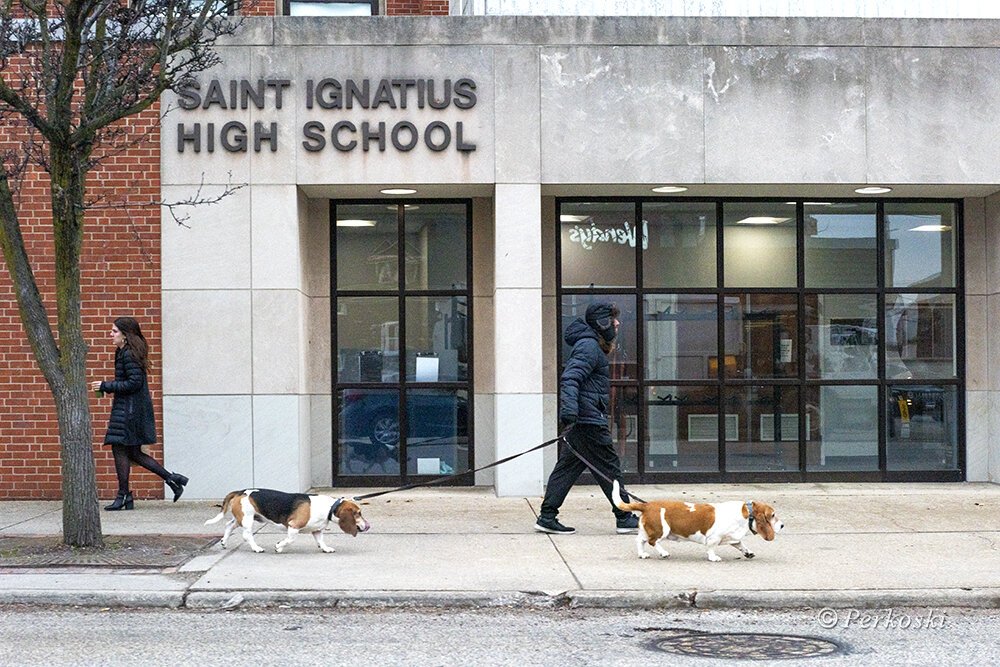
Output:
[91, 317, 188, 510]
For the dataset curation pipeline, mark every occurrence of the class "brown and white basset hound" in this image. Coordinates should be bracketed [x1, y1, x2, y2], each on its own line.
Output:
[612, 480, 783, 561]
[204, 488, 370, 553]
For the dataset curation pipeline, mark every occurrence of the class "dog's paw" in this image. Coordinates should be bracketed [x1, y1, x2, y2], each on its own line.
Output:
[638, 552, 651, 559]
[320, 546, 336, 553]
[252, 545, 265, 553]
[708, 553, 722, 562]
[274, 545, 284, 553]
[219, 540, 228, 549]
[744, 551, 755, 559]
[658, 552, 670, 559]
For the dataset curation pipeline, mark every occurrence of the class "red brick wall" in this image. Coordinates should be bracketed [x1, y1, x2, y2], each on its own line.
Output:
[0, 106, 164, 501]
[387, 0, 450, 15]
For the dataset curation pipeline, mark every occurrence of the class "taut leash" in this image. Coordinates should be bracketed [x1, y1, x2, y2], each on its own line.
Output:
[561, 437, 647, 504]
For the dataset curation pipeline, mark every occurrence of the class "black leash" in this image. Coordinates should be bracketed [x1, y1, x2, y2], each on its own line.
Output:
[561, 437, 646, 504]
[352, 434, 563, 501]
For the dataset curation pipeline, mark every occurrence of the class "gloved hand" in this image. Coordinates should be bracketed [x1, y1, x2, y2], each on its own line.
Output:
[559, 416, 576, 434]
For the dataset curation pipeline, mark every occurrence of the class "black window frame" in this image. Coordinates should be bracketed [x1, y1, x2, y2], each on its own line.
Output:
[283, 0, 378, 15]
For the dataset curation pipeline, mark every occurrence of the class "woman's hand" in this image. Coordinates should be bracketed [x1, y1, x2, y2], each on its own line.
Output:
[90, 381, 102, 392]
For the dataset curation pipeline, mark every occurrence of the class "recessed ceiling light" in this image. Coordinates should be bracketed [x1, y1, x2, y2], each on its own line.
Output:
[854, 186, 892, 195]
[804, 202, 833, 206]
[380, 188, 417, 195]
[735, 216, 790, 225]
[336, 219, 377, 227]
[651, 185, 688, 194]
[560, 214, 590, 223]
[909, 225, 953, 232]
[386, 205, 420, 211]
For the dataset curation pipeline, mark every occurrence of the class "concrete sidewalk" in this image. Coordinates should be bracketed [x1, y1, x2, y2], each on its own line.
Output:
[1, 483, 999, 610]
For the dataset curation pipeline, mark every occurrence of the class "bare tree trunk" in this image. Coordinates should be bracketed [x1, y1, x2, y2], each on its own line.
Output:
[54, 383, 102, 546]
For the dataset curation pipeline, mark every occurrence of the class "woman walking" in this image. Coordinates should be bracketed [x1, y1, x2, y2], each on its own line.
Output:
[91, 317, 188, 510]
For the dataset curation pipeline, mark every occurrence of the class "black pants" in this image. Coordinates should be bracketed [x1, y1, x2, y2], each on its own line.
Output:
[540, 423, 631, 521]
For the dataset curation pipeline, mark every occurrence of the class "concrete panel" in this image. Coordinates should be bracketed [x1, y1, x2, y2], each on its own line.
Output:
[495, 184, 541, 290]
[494, 289, 543, 394]
[705, 46, 866, 183]
[305, 296, 331, 395]
[539, 46, 704, 184]
[162, 395, 253, 500]
[966, 390, 989, 482]
[472, 296, 495, 395]
[991, 391, 1000, 483]
[990, 295, 1000, 391]
[494, 46, 540, 183]
[867, 47, 1000, 184]
[292, 46, 494, 186]
[162, 290, 252, 395]
[964, 197, 987, 295]
[161, 185, 251, 290]
[985, 193, 1000, 295]
[251, 185, 302, 290]
[301, 195, 331, 298]
[965, 295, 987, 391]
[249, 47, 299, 185]
[161, 47, 252, 186]
[473, 393, 496, 486]
[494, 393, 545, 497]
[252, 290, 302, 395]
[472, 197, 495, 298]
[252, 395, 304, 491]
[309, 394, 333, 487]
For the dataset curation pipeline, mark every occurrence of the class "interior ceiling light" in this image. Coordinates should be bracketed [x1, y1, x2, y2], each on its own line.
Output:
[854, 186, 892, 194]
[735, 216, 791, 225]
[910, 225, 953, 232]
[336, 219, 377, 227]
[386, 205, 419, 211]
[380, 188, 417, 195]
[560, 214, 590, 223]
[803, 202, 833, 206]
[651, 185, 688, 193]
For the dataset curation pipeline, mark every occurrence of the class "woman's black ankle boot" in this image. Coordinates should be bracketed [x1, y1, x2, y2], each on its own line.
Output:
[104, 490, 134, 511]
[166, 473, 189, 502]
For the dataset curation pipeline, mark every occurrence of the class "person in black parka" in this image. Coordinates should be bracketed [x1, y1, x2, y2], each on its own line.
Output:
[91, 317, 188, 511]
[534, 302, 639, 535]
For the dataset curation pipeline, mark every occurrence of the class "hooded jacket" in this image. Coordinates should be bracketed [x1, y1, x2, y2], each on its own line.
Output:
[559, 317, 611, 426]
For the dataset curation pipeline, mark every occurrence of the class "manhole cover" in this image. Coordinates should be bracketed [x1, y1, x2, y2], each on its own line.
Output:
[643, 628, 841, 660]
[0, 535, 217, 568]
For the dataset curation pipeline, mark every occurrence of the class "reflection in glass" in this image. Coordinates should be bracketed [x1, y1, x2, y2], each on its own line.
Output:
[644, 294, 718, 380]
[560, 202, 637, 288]
[609, 385, 638, 473]
[337, 296, 399, 382]
[645, 386, 720, 472]
[887, 385, 958, 470]
[338, 389, 401, 476]
[805, 294, 877, 379]
[406, 389, 469, 476]
[725, 385, 799, 472]
[885, 294, 955, 379]
[336, 204, 398, 290]
[804, 203, 877, 288]
[403, 203, 468, 290]
[561, 295, 637, 380]
[405, 296, 468, 382]
[724, 293, 798, 379]
[885, 203, 956, 288]
[642, 202, 717, 288]
[723, 202, 797, 287]
[805, 386, 878, 471]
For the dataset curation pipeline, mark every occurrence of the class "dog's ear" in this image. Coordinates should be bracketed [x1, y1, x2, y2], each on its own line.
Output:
[337, 502, 360, 537]
[754, 503, 776, 541]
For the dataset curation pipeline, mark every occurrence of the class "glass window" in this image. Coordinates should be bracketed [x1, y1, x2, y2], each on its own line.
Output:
[336, 296, 399, 383]
[336, 204, 398, 291]
[724, 293, 798, 380]
[642, 202, 717, 288]
[644, 294, 718, 380]
[403, 203, 468, 290]
[405, 296, 468, 382]
[723, 202, 797, 287]
[561, 294, 637, 380]
[885, 294, 956, 379]
[804, 202, 877, 288]
[805, 385, 878, 471]
[610, 386, 639, 473]
[646, 386, 720, 472]
[560, 202, 637, 288]
[725, 385, 800, 472]
[406, 390, 468, 476]
[805, 293, 878, 380]
[885, 203, 956, 288]
[338, 389, 400, 475]
[887, 385, 958, 471]
[288, 0, 376, 16]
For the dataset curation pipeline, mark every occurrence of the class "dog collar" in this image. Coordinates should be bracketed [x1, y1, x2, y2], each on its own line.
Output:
[745, 501, 757, 535]
[327, 497, 344, 523]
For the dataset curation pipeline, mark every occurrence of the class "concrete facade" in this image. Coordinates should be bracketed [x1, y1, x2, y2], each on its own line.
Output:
[161, 16, 1000, 498]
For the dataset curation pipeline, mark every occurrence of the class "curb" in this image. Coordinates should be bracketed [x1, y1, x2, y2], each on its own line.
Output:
[184, 590, 567, 609]
[0, 590, 184, 608]
[692, 588, 1000, 609]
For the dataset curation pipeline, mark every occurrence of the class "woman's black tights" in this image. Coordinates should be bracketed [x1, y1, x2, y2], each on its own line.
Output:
[111, 444, 170, 492]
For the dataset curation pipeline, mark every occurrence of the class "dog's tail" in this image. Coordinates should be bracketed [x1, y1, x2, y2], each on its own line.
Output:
[204, 490, 243, 525]
[612, 479, 646, 513]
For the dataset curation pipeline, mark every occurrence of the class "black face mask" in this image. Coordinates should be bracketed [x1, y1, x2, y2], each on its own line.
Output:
[585, 303, 617, 342]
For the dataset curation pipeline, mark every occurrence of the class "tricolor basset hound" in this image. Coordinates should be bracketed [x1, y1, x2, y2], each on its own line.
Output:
[612, 480, 783, 561]
[204, 488, 370, 553]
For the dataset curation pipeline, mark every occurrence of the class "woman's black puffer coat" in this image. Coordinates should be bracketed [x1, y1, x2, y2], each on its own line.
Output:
[100, 347, 156, 446]
[559, 318, 610, 426]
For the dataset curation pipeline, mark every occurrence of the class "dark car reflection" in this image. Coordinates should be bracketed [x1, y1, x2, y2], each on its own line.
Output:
[339, 390, 468, 475]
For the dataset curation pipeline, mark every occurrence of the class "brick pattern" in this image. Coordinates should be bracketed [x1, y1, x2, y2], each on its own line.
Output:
[0, 105, 164, 501]
[387, 0, 450, 15]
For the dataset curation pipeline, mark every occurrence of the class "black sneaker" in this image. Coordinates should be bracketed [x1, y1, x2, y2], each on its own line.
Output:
[616, 513, 639, 534]
[534, 516, 575, 534]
